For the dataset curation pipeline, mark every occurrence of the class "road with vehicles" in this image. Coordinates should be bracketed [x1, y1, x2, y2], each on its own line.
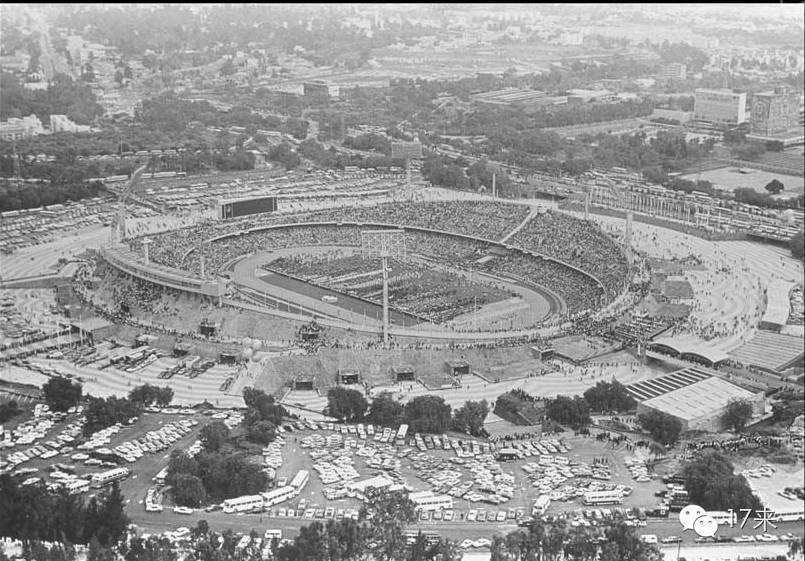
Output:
[126, 506, 805, 544]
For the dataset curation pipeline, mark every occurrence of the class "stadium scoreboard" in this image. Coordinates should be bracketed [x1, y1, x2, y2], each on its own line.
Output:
[217, 195, 277, 219]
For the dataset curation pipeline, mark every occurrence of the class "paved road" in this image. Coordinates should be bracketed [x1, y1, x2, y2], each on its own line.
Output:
[126, 507, 805, 544]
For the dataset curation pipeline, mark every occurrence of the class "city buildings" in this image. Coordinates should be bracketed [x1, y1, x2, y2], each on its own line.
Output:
[749, 86, 801, 136]
[692, 88, 747, 127]
[50, 115, 91, 134]
[390, 140, 423, 160]
[0, 114, 46, 141]
[657, 62, 687, 82]
[303, 81, 331, 100]
[566, 89, 619, 104]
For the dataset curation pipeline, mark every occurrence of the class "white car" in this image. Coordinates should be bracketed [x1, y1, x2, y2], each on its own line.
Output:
[173, 506, 193, 515]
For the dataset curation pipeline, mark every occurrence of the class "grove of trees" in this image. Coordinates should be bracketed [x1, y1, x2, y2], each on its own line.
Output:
[637, 409, 683, 446]
[682, 451, 762, 512]
[326, 386, 368, 422]
[544, 395, 591, 430]
[0, 475, 129, 548]
[722, 399, 754, 432]
[42, 376, 83, 412]
[583, 380, 636, 413]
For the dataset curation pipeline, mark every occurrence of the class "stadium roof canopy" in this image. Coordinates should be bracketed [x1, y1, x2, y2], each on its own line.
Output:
[648, 336, 731, 366]
[640, 376, 757, 423]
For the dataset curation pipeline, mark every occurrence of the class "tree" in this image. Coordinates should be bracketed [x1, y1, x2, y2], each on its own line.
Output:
[128, 384, 173, 407]
[367, 392, 403, 427]
[404, 395, 452, 433]
[583, 380, 636, 413]
[42, 377, 82, 412]
[172, 474, 206, 508]
[167, 449, 199, 484]
[451, 400, 488, 437]
[82, 396, 140, 436]
[722, 399, 753, 432]
[360, 489, 416, 561]
[545, 395, 590, 430]
[92, 482, 129, 547]
[638, 409, 682, 446]
[682, 451, 762, 512]
[199, 421, 230, 452]
[247, 419, 277, 445]
[242, 388, 288, 425]
[326, 386, 368, 422]
[0, 400, 21, 423]
[764, 179, 784, 195]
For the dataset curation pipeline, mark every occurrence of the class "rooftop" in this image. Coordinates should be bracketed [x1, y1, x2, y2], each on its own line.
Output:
[640, 376, 758, 421]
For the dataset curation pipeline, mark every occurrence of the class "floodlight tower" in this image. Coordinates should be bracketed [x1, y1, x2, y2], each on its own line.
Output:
[361, 229, 405, 347]
[625, 210, 633, 264]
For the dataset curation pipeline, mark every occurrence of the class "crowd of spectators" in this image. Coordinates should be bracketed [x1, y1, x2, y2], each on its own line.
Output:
[510, 210, 630, 298]
[126, 201, 633, 327]
[683, 433, 784, 453]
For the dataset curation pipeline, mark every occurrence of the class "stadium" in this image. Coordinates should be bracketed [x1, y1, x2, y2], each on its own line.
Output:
[93, 197, 632, 343]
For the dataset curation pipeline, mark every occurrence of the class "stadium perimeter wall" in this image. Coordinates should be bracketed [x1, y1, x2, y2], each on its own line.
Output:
[100, 221, 624, 341]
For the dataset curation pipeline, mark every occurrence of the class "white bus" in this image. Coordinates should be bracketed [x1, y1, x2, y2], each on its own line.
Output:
[583, 490, 623, 506]
[381, 428, 392, 442]
[264, 529, 282, 541]
[63, 479, 90, 495]
[532, 494, 551, 516]
[772, 508, 805, 522]
[290, 470, 309, 494]
[222, 494, 264, 514]
[262, 485, 296, 507]
[91, 467, 130, 488]
[395, 424, 408, 443]
[705, 511, 736, 525]
[409, 491, 454, 512]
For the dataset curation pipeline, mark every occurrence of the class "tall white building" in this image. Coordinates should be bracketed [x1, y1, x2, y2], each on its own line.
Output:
[693, 88, 747, 127]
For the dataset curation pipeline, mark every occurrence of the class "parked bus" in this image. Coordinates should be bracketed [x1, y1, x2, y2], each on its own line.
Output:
[63, 479, 90, 495]
[583, 490, 623, 506]
[395, 424, 408, 443]
[222, 494, 264, 514]
[91, 467, 130, 488]
[261, 485, 296, 507]
[772, 508, 805, 522]
[289, 470, 309, 494]
[409, 491, 454, 512]
[532, 494, 551, 516]
[705, 511, 736, 525]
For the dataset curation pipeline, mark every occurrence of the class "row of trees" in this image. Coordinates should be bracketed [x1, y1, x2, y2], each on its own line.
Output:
[325, 388, 489, 437]
[42, 377, 175, 436]
[490, 519, 660, 561]
[0, 180, 107, 213]
[275, 488, 456, 561]
[543, 380, 636, 431]
[0, 475, 129, 548]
